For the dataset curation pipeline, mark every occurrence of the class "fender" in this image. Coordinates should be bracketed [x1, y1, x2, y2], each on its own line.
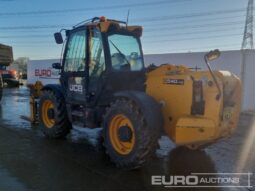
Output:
[114, 91, 159, 111]
[41, 84, 64, 98]
[113, 90, 164, 132]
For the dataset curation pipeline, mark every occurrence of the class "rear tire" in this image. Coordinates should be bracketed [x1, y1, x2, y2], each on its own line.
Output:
[39, 90, 71, 138]
[103, 95, 163, 169]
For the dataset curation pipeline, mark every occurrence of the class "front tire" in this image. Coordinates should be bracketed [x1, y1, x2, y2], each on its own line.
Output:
[39, 90, 71, 138]
[103, 95, 162, 169]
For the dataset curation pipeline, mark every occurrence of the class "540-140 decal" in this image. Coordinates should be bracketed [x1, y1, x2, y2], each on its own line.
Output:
[163, 78, 185, 85]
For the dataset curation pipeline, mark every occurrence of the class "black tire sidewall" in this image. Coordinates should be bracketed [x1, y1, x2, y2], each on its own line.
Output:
[104, 104, 142, 160]
[39, 91, 58, 134]
[103, 96, 162, 169]
[39, 90, 70, 138]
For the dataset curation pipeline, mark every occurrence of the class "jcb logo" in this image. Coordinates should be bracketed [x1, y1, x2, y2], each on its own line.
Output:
[70, 84, 83, 93]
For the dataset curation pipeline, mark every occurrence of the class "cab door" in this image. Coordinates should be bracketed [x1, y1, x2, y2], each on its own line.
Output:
[87, 28, 106, 105]
[60, 28, 88, 104]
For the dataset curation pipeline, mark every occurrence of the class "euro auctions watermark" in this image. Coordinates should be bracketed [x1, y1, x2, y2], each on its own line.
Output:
[151, 173, 253, 188]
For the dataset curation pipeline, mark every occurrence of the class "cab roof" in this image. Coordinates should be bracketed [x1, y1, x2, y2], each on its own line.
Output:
[73, 16, 143, 37]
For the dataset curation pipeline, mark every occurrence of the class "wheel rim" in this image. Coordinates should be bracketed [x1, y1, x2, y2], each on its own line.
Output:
[42, 100, 55, 128]
[109, 114, 135, 155]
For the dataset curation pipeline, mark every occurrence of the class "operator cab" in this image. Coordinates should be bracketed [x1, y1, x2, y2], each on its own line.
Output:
[53, 17, 146, 125]
[109, 34, 143, 72]
[54, 16, 144, 70]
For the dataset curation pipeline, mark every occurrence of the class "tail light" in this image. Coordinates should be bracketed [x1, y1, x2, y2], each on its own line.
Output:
[9, 70, 17, 78]
[191, 80, 205, 115]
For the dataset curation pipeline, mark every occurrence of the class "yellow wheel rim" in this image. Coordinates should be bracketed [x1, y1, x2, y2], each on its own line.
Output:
[109, 114, 135, 155]
[42, 100, 55, 129]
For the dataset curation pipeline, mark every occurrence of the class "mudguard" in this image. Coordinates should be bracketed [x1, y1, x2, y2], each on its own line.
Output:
[41, 84, 64, 98]
[113, 90, 164, 132]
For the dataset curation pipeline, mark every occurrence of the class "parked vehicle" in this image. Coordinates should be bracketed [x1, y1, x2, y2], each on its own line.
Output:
[0, 44, 14, 100]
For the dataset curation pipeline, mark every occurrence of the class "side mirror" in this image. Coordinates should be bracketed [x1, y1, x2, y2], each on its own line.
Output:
[205, 49, 221, 61]
[204, 49, 222, 100]
[54, 32, 63, 44]
[52, 63, 62, 69]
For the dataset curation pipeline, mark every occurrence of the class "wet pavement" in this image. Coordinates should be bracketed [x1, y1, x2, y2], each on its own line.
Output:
[0, 87, 254, 191]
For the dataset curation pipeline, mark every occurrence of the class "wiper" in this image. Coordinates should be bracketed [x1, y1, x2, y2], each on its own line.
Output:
[109, 40, 130, 66]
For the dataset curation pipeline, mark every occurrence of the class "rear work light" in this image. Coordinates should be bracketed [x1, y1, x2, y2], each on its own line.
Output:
[191, 80, 205, 115]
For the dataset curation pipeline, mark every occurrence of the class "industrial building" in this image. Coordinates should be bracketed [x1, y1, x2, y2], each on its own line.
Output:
[29, 49, 255, 112]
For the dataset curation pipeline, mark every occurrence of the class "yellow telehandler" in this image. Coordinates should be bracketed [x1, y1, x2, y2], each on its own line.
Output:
[29, 17, 241, 169]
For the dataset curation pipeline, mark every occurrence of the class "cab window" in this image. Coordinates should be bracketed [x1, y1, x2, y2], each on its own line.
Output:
[108, 34, 143, 71]
[89, 29, 105, 77]
[64, 30, 86, 72]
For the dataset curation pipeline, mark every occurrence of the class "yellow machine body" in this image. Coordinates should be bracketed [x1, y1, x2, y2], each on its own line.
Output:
[146, 64, 241, 147]
[26, 18, 242, 149]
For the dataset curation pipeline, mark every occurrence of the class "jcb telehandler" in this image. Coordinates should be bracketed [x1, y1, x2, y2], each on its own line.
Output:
[33, 17, 241, 169]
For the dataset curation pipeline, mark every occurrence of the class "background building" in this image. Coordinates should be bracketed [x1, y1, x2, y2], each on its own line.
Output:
[29, 49, 255, 112]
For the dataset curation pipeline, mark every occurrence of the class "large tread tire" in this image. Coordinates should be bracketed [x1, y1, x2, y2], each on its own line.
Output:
[39, 90, 71, 138]
[103, 94, 163, 169]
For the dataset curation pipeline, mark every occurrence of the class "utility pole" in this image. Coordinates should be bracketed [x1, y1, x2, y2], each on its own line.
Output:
[242, 0, 253, 50]
[241, 0, 254, 110]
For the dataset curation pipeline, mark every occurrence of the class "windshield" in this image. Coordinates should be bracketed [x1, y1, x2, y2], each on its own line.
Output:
[108, 34, 144, 71]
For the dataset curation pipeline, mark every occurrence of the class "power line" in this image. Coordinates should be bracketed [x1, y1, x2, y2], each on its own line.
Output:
[0, 24, 69, 30]
[0, 29, 59, 33]
[0, 1, 245, 59]
[0, 35, 51, 38]
[0, 12, 246, 31]
[0, 20, 244, 31]
[0, 7, 246, 31]
[0, 0, 191, 16]
[144, 21, 244, 33]
[143, 27, 243, 38]
[2, 33, 241, 45]
[0, 1, 251, 19]
[143, 14, 245, 27]
[0, 12, 245, 36]
[0, 7, 248, 32]
[143, 33, 242, 43]
[144, 44, 241, 54]
[0, 27, 243, 39]
[133, 8, 249, 23]
[0, 11, 245, 29]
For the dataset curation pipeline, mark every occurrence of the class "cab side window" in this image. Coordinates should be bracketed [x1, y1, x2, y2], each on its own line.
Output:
[89, 29, 105, 77]
[64, 30, 86, 72]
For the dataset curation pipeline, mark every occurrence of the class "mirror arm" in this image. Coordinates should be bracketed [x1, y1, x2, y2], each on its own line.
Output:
[204, 56, 221, 100]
